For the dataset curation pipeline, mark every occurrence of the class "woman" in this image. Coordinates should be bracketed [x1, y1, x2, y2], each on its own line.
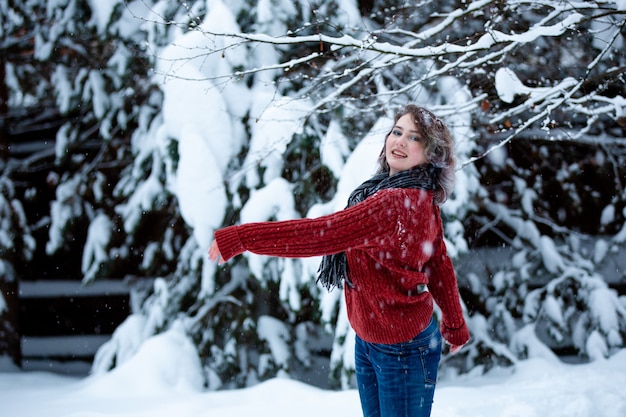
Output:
[209, 104, 470, 417]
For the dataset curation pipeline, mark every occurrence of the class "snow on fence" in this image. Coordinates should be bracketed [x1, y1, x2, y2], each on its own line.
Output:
[18, 279, 130, 375]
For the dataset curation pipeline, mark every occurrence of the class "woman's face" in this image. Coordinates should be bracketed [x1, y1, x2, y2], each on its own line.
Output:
[385, 113, 428, 175]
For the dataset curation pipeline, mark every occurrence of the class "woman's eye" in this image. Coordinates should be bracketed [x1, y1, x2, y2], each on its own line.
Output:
[410, 136, 421, 142]
[392, 130, 402, 136]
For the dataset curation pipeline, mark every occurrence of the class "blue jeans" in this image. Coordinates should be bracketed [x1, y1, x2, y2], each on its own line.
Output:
[354, 317, 443, 417]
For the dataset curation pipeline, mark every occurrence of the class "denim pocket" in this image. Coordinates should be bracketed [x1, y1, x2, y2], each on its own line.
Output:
[419, 341, 441, 385]
[410, 322, 442, 385]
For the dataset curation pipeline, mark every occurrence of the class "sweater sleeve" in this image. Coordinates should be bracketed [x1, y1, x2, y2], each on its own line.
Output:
[214, 190, 400, 262]
[424, 208, 470, 347]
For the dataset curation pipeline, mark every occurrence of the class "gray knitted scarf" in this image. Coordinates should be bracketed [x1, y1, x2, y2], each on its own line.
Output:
[317, 164, 438, 290]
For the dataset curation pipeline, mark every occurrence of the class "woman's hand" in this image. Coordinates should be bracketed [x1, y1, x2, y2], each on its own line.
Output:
[208, 240, 225, 264]
[449, 344, 463, 354]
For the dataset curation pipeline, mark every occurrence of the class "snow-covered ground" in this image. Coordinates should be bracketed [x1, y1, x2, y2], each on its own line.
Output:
[2, 331, 625, 417]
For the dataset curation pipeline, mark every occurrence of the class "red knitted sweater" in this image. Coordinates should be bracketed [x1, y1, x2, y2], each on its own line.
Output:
[214, 188, 470, 346]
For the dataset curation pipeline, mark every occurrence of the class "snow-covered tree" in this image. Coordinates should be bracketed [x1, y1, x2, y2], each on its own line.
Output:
[2, 0, 625, 389]
[0, 0, 180, 364]
[144, 0, 625, 383]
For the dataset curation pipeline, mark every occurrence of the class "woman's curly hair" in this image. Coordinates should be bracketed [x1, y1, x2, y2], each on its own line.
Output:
[377, 104, 456, 205]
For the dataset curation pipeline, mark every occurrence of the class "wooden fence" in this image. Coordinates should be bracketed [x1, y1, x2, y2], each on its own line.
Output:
[17, 279, 130, 374]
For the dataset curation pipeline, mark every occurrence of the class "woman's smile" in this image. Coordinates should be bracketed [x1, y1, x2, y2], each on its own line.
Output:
[391, 148, 407, 158]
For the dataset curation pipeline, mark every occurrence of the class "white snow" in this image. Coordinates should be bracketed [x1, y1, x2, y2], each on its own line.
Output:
[594, 239, 609, 264]
[494, 67, 578, 104]
[86, 0, 122, 35]
[150, 0, 251, 257]
[81, 212, 113, 282]
[51, 66, 72, 113]
[257, 315, 291, 371]
[539, 235, 565, 274]
[87, 69, 110, 119]
[241, 96, 313, 188]
[1, 340, 625, 417]
[46, 173, 84, 255]
[320, 120, 350, 178]
[600, 204, 615, 226]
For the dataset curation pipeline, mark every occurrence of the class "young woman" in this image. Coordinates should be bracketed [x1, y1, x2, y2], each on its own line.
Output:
[209, 104, 470, 417]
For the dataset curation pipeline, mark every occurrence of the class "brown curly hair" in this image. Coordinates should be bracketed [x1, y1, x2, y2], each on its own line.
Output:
[376, 104, 456, 204]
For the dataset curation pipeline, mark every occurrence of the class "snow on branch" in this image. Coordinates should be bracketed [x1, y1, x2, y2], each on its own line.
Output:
[200, 12, 584, 60]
